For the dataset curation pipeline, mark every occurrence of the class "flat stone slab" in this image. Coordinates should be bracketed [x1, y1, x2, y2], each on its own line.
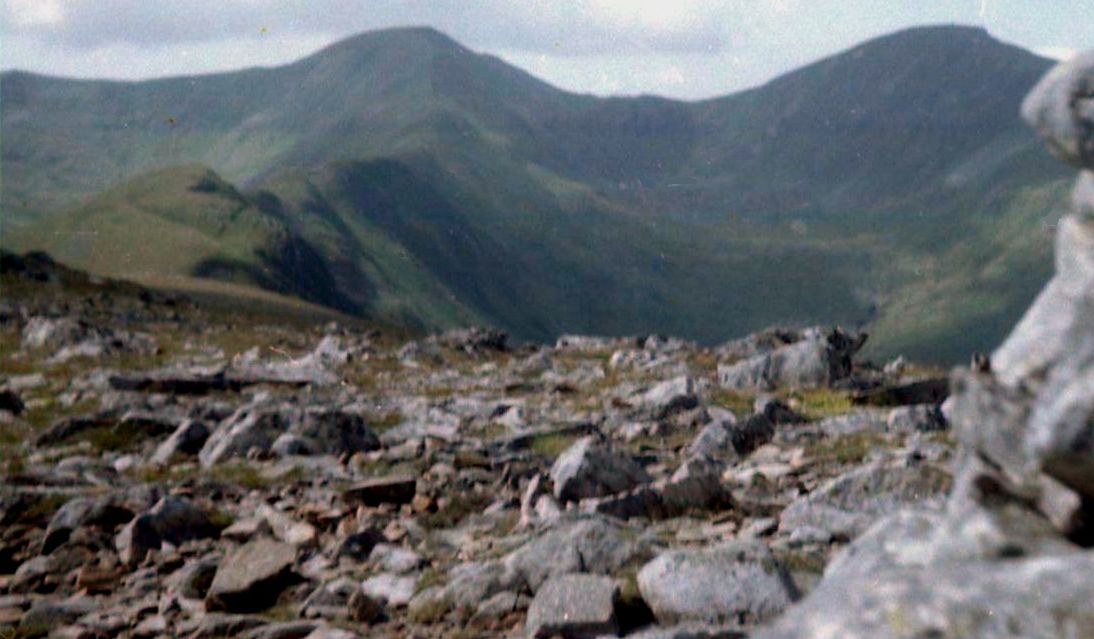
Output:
[525, 573, 618, 639]
[206, 539, 298, 613]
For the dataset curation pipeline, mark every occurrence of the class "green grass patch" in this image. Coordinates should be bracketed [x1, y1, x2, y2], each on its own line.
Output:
[806, 432, 887, 465]
[707, 388, 755, 417]
[786, 388, 855, 420]
[528, 432, 581, 458]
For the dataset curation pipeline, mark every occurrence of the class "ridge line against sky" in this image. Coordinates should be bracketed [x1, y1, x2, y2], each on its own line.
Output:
[2, 1, 1090, 100]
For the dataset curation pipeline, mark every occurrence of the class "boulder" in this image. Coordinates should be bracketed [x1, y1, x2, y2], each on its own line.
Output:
[206, 539, 299, 612]
[718, 327, 865, 391]
[550, 436, 651, 502]
[504, 516, 643, 593]
[637, 540, 797, 626]
[524, 574, 618, 639]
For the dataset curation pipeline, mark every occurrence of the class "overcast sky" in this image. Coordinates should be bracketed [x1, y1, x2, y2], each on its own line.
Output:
[2, 1, 1092, 99]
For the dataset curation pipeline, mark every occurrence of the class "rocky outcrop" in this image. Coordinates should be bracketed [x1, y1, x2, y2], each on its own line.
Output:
[753, 50, 1094, 639]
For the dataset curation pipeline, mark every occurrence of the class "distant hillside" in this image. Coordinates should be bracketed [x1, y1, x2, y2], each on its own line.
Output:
[0, 25, 1071, 362]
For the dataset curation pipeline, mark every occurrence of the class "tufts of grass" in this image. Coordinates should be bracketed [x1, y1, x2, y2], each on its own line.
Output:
[528, 432, 580, 458]
[368, 411, 403, 433]
[775, 549, 827, 575]
[806, 432, 887, 465]
[407, 594, 452, 625]
[415, 567, 447, 594]
[20, 493, 72, 525]
[784, 388, 855, 420]
[707, 388, 755, 417]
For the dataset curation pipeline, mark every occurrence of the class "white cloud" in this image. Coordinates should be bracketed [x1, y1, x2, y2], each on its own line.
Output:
[1033, 46, 1076, 61]
[3, 0, 64, 27]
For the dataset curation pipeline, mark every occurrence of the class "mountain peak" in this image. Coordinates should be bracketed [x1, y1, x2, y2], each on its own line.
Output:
[301, 25, 469, 65]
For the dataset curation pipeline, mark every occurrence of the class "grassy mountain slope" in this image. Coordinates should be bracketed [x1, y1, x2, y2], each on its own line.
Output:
[0, 25, 1072, 362]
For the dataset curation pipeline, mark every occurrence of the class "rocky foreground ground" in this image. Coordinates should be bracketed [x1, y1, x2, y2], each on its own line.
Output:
[3, 49, 1094, 639]
[1, 244, 957, 639]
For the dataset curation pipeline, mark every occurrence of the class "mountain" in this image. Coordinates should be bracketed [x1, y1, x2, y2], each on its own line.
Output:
[0, 25, 1072, 362]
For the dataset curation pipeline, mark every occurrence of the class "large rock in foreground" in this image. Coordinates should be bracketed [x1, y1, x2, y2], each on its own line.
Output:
[753, 553, 1094, 639]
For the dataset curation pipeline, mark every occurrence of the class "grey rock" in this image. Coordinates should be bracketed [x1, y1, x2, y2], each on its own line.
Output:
[524, 574, 618, 639]
[778, 459, 951, 541]
[637, 540, 797, 626]
[634, 376, 699, 419]
[718, 327, 865, 391]
[504, 516, 642, 593]
[687, 410, 772, 460]
[206, 539, 299, 612]
[550, 436, 651, 502]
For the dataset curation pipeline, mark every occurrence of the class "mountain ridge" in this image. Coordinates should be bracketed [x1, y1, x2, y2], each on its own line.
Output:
[0, 24, 1071, 362]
